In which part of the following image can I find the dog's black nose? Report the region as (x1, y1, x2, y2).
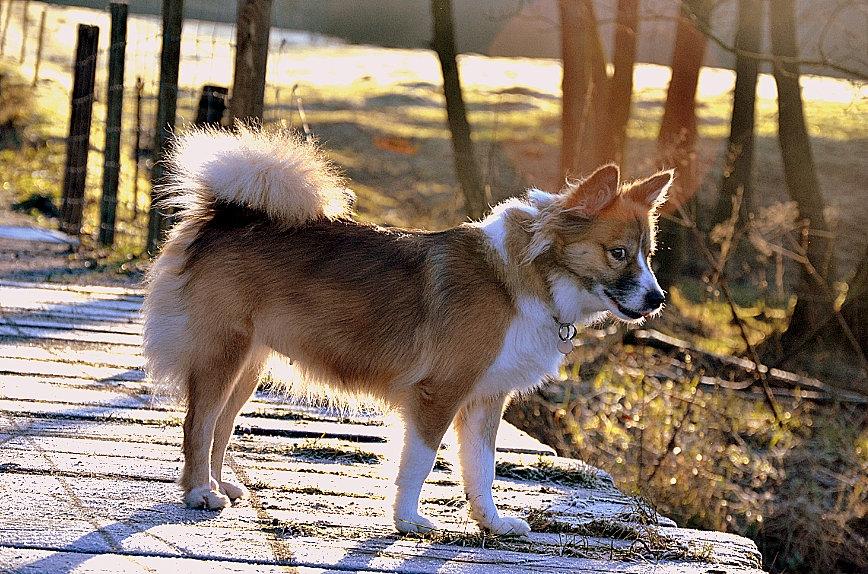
(644, 289, 665, 310)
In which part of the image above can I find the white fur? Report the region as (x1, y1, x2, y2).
(142, 280, 190, 400)
(474, 202, 614, 400)
(596, 244, 663, 317)
(474, 297, 563, 399)
(474, 198, 537, 264)
(184, 482, 230, 510)
(626, 250, 663, 311)
(527, 187, 558, 209)
(219, 480, 250, 501)
(457, 398, 531, 536)
(549, 273, 609, 325)
(161, 123, 354, 224)
(393, 423, 440, 533)
(637, 251, 656, 290)
(477, 210, 509, 263)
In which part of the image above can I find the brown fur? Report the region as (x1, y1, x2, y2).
(179, 206, 513, 450)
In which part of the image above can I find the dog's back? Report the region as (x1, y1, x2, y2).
(143, 127, 512, 404)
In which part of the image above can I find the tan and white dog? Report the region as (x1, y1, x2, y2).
(143, 125, 672, 536)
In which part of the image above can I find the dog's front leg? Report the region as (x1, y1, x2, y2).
(455, 394, 531, 536)
(393, 419, 445, 533)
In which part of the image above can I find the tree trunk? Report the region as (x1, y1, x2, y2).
(230, 0, 273, 124)
(713, 0, 762, 228)
(657, 0, 711, 173)
(559, 0, 608, 180)
(770, 0, 836, 355)
(582, 0, 609, 171)
(431, 0, 486, 220)
(654, 0, 712, 286)
(600, 0, 638, 167)
(559, 0, 583, 180)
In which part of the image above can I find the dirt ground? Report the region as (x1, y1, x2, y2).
(0, 185, 144, 286)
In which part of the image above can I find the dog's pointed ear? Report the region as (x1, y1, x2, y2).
(626, 169, 674, 210)
(563, 164, 620, 216)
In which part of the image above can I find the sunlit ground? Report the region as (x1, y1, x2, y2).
(1, 2, 866, 272)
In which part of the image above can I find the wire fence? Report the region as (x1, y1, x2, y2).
(0, 0, 334, 251)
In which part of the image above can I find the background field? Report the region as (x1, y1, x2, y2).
(4, 3, 866, 268)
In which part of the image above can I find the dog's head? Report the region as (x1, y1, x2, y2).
(523, 164, 673, 324)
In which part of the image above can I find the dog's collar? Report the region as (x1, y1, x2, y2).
(553, 316, 577, 355)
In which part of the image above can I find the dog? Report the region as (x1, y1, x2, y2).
(142, 125, 671, 536)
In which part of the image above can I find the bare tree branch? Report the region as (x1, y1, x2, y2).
(682, 0, 868, 81)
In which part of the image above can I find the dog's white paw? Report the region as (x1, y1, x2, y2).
(480, 516, 531, 536)
(184, 485, 231, 510)
(395, 513, 439, 534)
(219, 480, 250, 501)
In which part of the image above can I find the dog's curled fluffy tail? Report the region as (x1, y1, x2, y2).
(159, 123, 353, 224)
(143, 124, 352, 400)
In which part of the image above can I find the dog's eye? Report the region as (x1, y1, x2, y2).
(609, 247, 627, 261)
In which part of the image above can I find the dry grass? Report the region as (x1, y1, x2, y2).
(278, 440, 382, 465)
(495, 457, 604, 488)
(406, 513, 714, 563)
(507, 339, 868, 573)
(524, 509, 716, 562)
(250, 482, 383, 500)
(0, 64, 32, 127)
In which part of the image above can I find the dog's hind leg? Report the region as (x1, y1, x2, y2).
(393, 384, 460, 533)
(180, 331, 251, 510)
(455, 393, 530, 535)
(209, 345, 270, 501)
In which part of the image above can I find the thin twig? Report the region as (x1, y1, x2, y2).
(673, 202, 786, 426)
(681, 1, 868, 81)
(768, 233, 868, 372)
(646, 387, 695, 482)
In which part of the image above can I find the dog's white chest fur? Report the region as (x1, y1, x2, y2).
(474, 297, 563, 398)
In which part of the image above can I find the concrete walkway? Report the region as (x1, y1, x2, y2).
(0, 280, 765, 573)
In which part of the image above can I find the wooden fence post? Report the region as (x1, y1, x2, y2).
(98, 2, 128, 246)
(195, 84, 228, 126)
(0, 0, 11, 56)
(60, 24, 99, 236)
(18, 0, 29, 63)
(31, 9, 46, 86)
(230, 0, 273, 124)
(146, 0, 184, 255)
